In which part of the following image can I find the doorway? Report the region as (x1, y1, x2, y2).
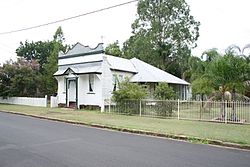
(66, 78, 78, 108)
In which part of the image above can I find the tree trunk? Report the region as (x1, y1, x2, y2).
(220, 89, 226, 119)
(201, 94, 204, 108)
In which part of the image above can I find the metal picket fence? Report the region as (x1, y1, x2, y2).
(104, 99, 250, 124)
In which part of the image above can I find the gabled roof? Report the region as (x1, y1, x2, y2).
(129, 58, 189, 85)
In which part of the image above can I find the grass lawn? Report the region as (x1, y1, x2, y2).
(0, 104, 250, 146)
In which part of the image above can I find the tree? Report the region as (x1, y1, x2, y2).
(0, 58, 41, 97)
(201, 48, 220, 62)
(16, 40, 54, 72)
(53, 26, 65, 43)
(123, 0, 200, 77)
(42, 42, 60, 95)
(15, 26, 69, 95)
(0, 60, 15, 97)
(154, 82, 175, 100)
(43, 26, 67, 95)
(183, 56, 205, 82)
(105, 40, 122, 57)
(204, 54, 250, 119)
(16, 26, 68, 73)
(191, 77, 213, 101)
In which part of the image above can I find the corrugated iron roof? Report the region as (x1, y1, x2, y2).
(107, 55, 137, 73)
(54, 62, 102, 76)
(129, 58, 189, 85)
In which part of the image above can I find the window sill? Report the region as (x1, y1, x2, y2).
(87, 92, 95, 94)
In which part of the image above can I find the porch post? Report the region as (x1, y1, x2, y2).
(65, 78, 68, 107)
(76, 77, 79, 109)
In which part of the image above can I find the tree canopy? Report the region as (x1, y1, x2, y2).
(0, 59, 41, 97)
(104, 40, 122, 57)
(191, 49, 250, 100)
(1, 26, 69, 97)
(123, 0, 200, 78)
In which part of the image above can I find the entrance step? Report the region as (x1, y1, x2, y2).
(68, 102, 76, 108)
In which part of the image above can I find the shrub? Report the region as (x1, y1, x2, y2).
(154, 82, 175, 100)
(154, 83, 176, 116)
(112, 78, 147, 114)
(112, 78, 147, 103)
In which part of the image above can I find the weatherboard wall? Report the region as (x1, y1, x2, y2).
(78, 74, 102, 108)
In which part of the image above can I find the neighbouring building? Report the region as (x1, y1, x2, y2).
(54, 43, 190, 110)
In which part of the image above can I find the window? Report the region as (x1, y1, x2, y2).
(118, 75, 123, 82)
(89, 74, 94, 92)
(112, 74, 117, 91)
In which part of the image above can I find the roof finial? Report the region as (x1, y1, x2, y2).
(101, 35, 104, 44)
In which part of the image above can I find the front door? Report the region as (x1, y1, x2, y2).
(68, 79, 76, 108)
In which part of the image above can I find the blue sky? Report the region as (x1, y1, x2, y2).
(0, 0, 250, 64)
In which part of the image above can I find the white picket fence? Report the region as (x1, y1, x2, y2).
(0, 96, 48, 107)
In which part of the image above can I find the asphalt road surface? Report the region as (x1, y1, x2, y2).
(0, 112, 249, 167)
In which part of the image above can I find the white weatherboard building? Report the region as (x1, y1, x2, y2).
(54, 43, 190, 110)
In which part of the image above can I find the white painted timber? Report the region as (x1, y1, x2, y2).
(50, 96, 58, 108)
(0, 96, 47, 107)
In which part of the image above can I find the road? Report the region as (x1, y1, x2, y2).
(0, 112, 249, 167)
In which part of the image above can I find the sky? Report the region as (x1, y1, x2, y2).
(0, 0, 250, 65)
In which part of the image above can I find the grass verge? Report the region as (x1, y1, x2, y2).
(0, 104, 250, 149)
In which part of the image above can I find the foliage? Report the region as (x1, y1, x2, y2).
(14, 26, 69, 96)
(201, 48, 220, 62)
(0, 27, 69, 97)
(105, 40, 122, 57)
(206, 54, 250, 98)
(123, 0, 200, 77)
(42, 42, 60, 95)
(53, 26, 65, 43)
(0, 58, 41, 97)
(191, 77, 213, 99)
(154, 82, 175, 100)
(190, 47, 250, 100)
(112, 79, 147, 103)
(183, 56, 205, 82)
(42, 27, 67, 95)
(16, 40, 54, 72)
(112, 79, 147, 115)
(16, 27, 68, 74)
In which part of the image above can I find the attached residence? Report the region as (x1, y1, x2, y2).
(54, 43, 190, 110)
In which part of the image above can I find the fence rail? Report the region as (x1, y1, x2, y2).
(104, 99, 250, 124)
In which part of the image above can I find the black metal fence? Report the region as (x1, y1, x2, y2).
(104, 99, 250, 124)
